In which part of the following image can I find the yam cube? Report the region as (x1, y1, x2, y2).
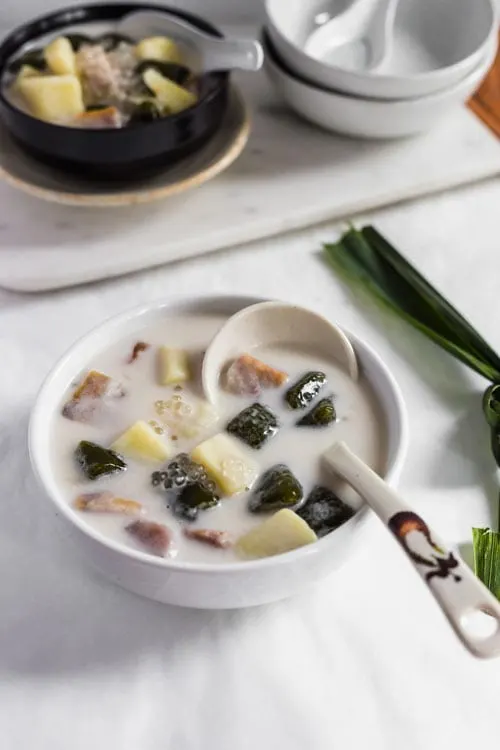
(71, 105, 122, 129)
(224, 354, 288, 396)
(111, 420, 173, 463)
(62, 369, 124, 423)
(126, 520, 173, 557)
(158, 346, 190, 385)
(135, 36, 183, 64)
(143, 68, 197, 114)
(44, 37, 77, 75)
(18, 74, 84, 122)
(71, 370, 112, 401)
(13, 65, 42, 88)
(183, 528, 232, 548)
(191, 433, 258, 495)
(74, 491, 143, 516)
(235, 509, 317, 559)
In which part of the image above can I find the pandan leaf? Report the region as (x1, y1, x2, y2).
(324, 228, 500, 382)
(324, 224, 500, 599)
(473, 528, 500, 600)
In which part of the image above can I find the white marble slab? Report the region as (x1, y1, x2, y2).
(0, 71, 499, 292)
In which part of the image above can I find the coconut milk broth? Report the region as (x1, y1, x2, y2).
(50, 312, 387, 564)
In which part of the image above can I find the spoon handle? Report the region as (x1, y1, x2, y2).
(118, 11, 263, 73)
(202, 38, 264, 73)
(324, 442, 500, 659)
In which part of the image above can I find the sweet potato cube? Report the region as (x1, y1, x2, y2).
(191, 433, 258, 495)
(235, 510, 317, 559)
(111, 420, 173, 463)
(18, 74, 84, 122)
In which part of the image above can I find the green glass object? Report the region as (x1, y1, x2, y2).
(227, 403, 279, 449)
(298, 486, 354, 537)
(249, 465, 303, 513)
(297, 397, 336, 427)
(75, 440, 127, 481)
(173, 482, 220, 522)
(285, 371, 326, 409)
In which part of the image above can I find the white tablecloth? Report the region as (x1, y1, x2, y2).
(1, 178, 500, 749)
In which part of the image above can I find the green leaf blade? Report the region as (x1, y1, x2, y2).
(361, 226, 500, 376)
(323, 233, 500, 382)
(472, 527, 500, 599)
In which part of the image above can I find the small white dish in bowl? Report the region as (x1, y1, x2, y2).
(264, 31, 497, 140)
(29, 295, 407, 609)
(265, 0, 497, 100)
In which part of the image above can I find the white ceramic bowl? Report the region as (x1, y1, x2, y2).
(265, 0, 497, 100)
(29, 295, 408, 609)
(264, 31, 497, 140)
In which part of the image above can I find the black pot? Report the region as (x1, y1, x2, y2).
(0, 3, 229, 179)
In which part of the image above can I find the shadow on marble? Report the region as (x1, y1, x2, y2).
(458, 541, 475, 570)
(229, 99, 388, 180)
(0, 186, 183, 250)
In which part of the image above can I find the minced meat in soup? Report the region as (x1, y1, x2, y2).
(3, 32, 198, 128)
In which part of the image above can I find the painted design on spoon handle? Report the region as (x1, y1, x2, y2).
(388, 511, 461, 583)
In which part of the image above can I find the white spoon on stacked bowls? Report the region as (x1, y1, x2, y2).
(305, 0, 400, 72)
(117, 9, 264, 73)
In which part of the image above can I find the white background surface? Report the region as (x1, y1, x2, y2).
(0, 0, 258, 26)
(1, 177, 500, 749)
(1, 1, 500, 748)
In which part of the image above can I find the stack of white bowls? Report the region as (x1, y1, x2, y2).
(263, 0, 498, 138)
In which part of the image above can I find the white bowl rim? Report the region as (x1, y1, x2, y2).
(29, 294, 408, 575)
(265, 0, 498, 87)
(263, 29, 497, 105)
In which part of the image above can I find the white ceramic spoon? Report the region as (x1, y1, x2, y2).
(117, 10, 263, 73)
(305, 0, 400, 72)
(202, 301, 358, 404)
(324, 441, 500, 659)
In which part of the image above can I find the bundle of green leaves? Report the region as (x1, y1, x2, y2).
(324, 225, 500, 599)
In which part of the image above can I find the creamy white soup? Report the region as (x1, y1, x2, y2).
(50, 312, 387, 564)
